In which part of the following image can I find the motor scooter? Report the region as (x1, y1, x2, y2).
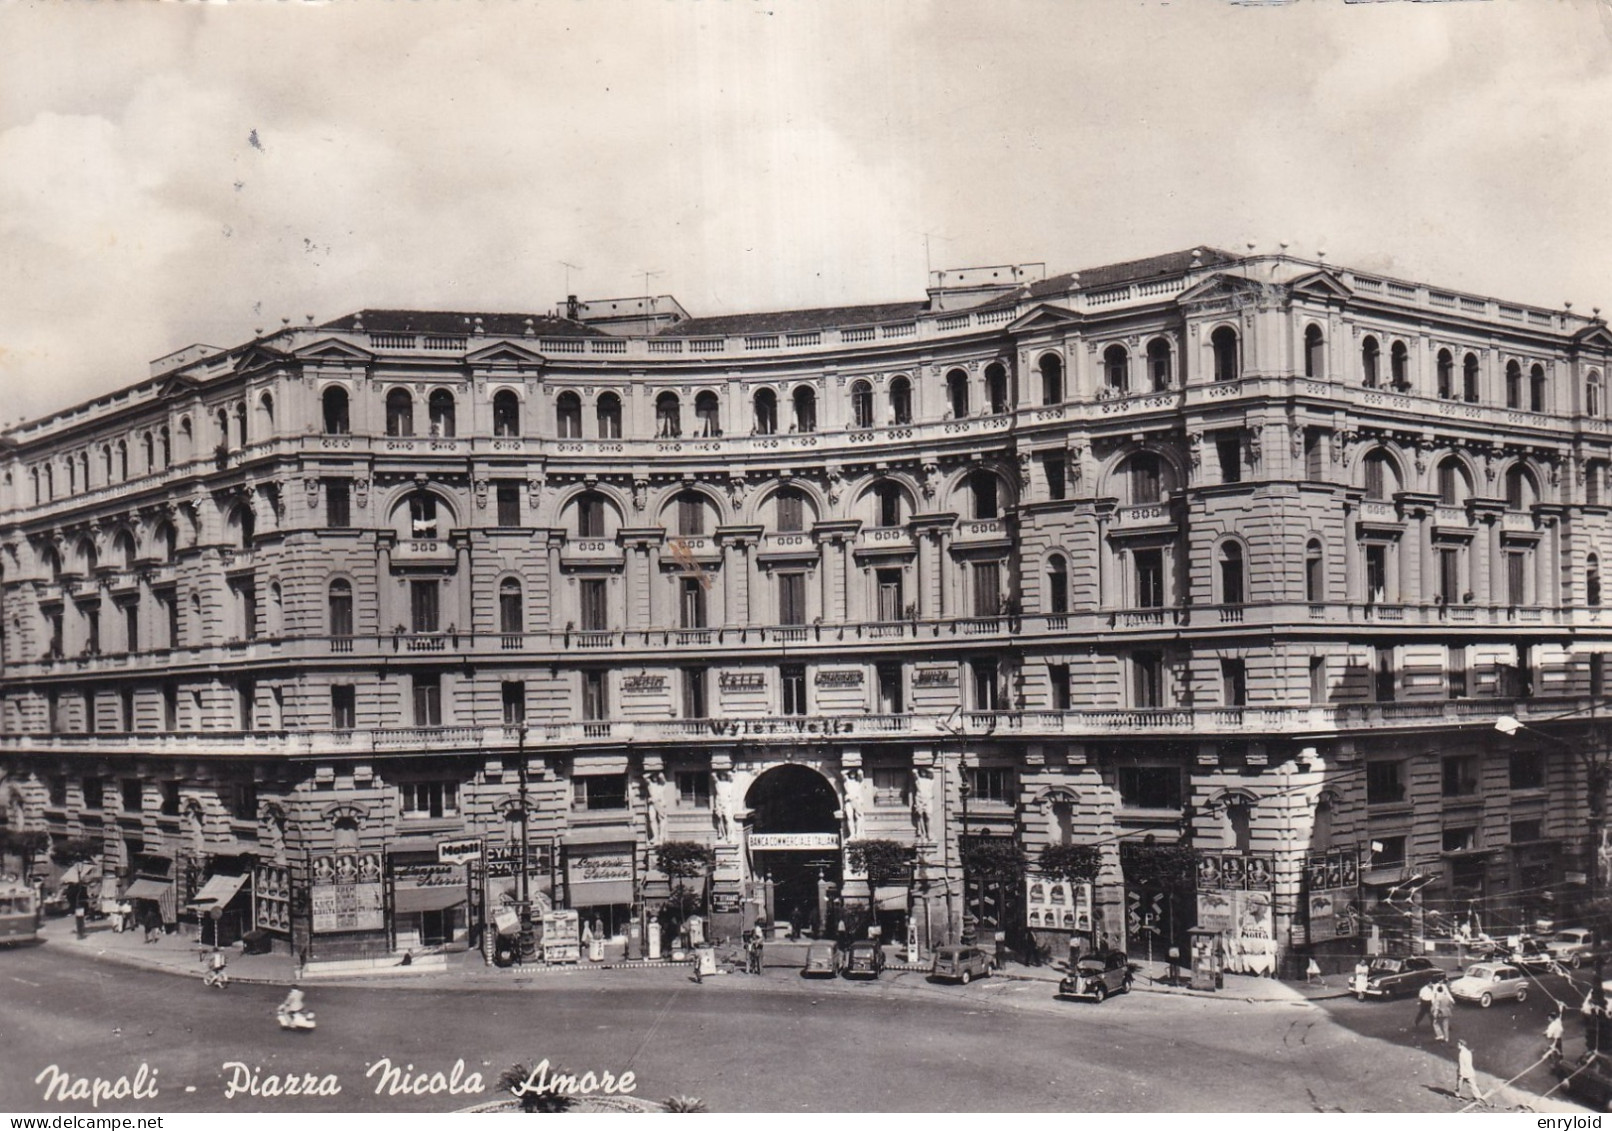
(203, 966, 230, 989)
(276, 1006, 316, 1031)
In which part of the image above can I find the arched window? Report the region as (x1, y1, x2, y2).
(1304, 325, 1325, 379)
(498, 578, 523, 634)
(321, 386, 350, 434)
(946, 369, 969, 418)
(985, 363, 1009, 414)
(385, 389, 414, 437)
(1103, 345, 1130, 395)
(260, 392, 275, 430)
(1437, 457, 1471, 506)
(229, 506, 255, 550)
(235, 402, 248, 447)
(1046, 554, 1068, 615)
(142, 432, 155, 470)
(158, 427, 171, 468)
(1361, 336, 1381, 388)
(1305, 539, 1324, 603)
(595, 392, 621, 438)
(409, 492, 439, 539)
(116, 440, 128, 481)
(492, 389, 520, 437)
(77, 451, 88, 490)
(327, 579, 353, 637)
(1147, 339, 1172, 391)
(1590, 554, 1603, 608)
(75, 537, 98, 575)
(695, 391, 721, 437)
(968, 471, 1000, 519)
(555, 392, 582, 439)
(1437, 350, 1455, 399)
(674, 491, 707, 536)
(44, 464, 54, 500)
(41, 544, 61, 580)
(851, 381, 874, 429)
(1219, 542, 1245, 605)
(753, 388, 778, 435)
(1390, 340, 1409, 389)
(427, 389, 456, 437)
(1589, 371, 1603, 419)
(1505, 465, 1537, 511)
(872, 481, 905, 528)
(66, 459, 76, 495)
(1530, 364, 1547, 413)
(30, 468, 39, 505)
(1362, 450, 1397, 500)
(1039, 355, 1063, 405)
(1505, 360, 1523, 409)
(114, 531, 135, 571)
(574, 491, 608, 538)
(157, 523, 177, 563)
(656, 392, 682, 438)
(1463, 353, 1481, 403)
(889, 377, 912, 424)
(1212, 326, 1240, 383)
(103, 443, 115, 480)
(1121, 451, 1164, 505)
(773, 486, 807, 533)
(792, 386, 817, 433)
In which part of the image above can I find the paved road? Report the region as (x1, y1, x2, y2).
(0, 939, 1582, 1113)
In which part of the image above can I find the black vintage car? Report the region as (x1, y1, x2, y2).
(1057, 951, 1133, 1003)
(842, 940, 886, 979)
(1355, 955, 1449, 1001)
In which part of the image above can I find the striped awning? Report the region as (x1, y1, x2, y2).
(188, 872, 247, 910)
(122, 878, 170, 901)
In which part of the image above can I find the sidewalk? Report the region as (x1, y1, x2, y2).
(992, 955, 1355, 1003)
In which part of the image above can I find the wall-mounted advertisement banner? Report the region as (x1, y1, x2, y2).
(437, 838, 484, 865)
(310, 854, 385, 933)
(1024, 877, 1093, 932)
(1196, 853, 1276, 892)
(254, 864, 291, 934)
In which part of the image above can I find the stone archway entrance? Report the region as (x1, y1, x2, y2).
(745, 765, 841, 936)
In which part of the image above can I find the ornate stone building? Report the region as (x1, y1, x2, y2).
(2, 246, 1609, 969)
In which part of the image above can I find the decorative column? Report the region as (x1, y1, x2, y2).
(375, 532, 396, 632)
(451, 531, 473, 632)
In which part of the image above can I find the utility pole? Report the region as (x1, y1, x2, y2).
(516, 725, 534, 962)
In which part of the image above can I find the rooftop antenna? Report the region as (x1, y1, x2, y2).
(641, 269, 664, 314)
(558, 261, 582, 298)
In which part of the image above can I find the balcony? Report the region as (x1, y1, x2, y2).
(1109, 503, 1176, 534)
(393, 538, 457, 566)
(954, 518, 1011, 546)
(852, 527, 914, 558)
(559, 538, 624, 568)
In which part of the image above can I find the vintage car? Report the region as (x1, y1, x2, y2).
(801, 941, 840, 978)
(841, 940, 886, 979)
(1355, 955, 1449, 1001)
(1448, 962, 1529, 1008)
(1548, 928, 1600, 969)
(1057, 951, 1133, 1003)
(930, 945, 993, 985)
(1506, 936, 1557, 973)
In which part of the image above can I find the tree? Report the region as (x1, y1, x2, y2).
(50, 835, 101, 868)
(1119, 842, 1197, 890)
(1, 829, 49, 877)
(1038, 844, 1102, 885)
(846, 839, 912, 887)
(655, 841, 716, 880)
(964, 839, 1027, 886)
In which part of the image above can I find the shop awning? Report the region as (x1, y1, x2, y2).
(569, 881, 633, 906)
(873, 884, 909, 911)
(394, 886, 467, 914)
(59, 859, 102, 886)
(188, 872, 247, 910)
(122, 878, 170, 901)
(563, 827, 634, 847)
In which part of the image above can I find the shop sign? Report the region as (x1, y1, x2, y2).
(710, 893, 741, 913)
(486, 846, 550, 878)
(814, 669, 864, 687)
(393, 861, 462, 887)
(1024, 877, 1092, 932)
(749, 833, 840, 851)
(572, 853, 632, 883)
(438, 838, 484, 865)
(719, 672, 766, 690)
(914, 667, 957, 687)
(621, 674, 667, 694)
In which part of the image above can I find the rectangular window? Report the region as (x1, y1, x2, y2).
(121, 778, 142, 812)
(412, 674, 442, 726)
(876, 569, 904, 622)
(676, 771, 711, 807)
(1442, 826, 1478, 853)
(123, 602, 139, 653)
(162, 683, 177, 731)
(85, 605, 101, 654)
(331, 685, 356, 730)
(1045, 457, 1067, 501)
(1117, 766, 1182, 809)
(496, 482, 521, 527)
(84, 691, 98, 734)
(410, 580, 440, 633)
(1366, 761, 1404, 805)
(572, 774, 628, 811)
(871, 769, 907, 806)
(161, 780, 180, 817)
(120, 687, 135, 731)
(1437, 548, 1460, 604)
(776, 492, 803, 533)
(1511, 819, 1544, 844)
(82, 776, 103, 810)
(1372, 835, 1406, 866)
(967, 767, 1013, 804)
(1365, 544, 1388, 602)
(577, 496, 605, 538)
(1133, 651, 1164, 708)
(237, 680, 255, 730)
(778, 573, 807, 626)
(971, 658, 1000, 710)
(233, 580, 256, 641)
(1304, 428, 1324, 480)
(582, 670, 609, 720)
(876, 663, 904, 714)
(1374, 646, 1395, 702)
(579, 580, 609, 632)
(1507, 551, 1528, 606)
(501, 681, 526, 726)
(780, 664, 807, 716)
(1447, 648, 1467, 699)
(230, 779, 257, 822)
(1049, 663, 1071, 710)
(679, 496, 705, 536)
(1364, 457, 1385, 500)
(400, 781, 459, 819)
(1595, 654, 1608, 699)
(1309, 656, 1327, 704)
(1509, 751, 1545, 791)
(158, 591, 178, 650)
(325, 479, 351, 528)
(1134, 549, 1164, 608)
(973, 561, 1002, 617)
(47, 608, 63, 657)
(680, 577, 708, 630)
(1441, 754, 1480, 797)
(682, 667, 708, 719)
(1216, 434, 1242, 484)
(1220, 658, 1247, 707)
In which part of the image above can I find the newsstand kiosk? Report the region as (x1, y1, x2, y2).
(1188, 926, 1223, 992)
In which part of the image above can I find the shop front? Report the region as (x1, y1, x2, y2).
(58, 857, 104, 917)
(390, 852, 473, 952)
(188, 869, 250, 947)
(564, 834, 635, 940)
(121, 854, 177, 932)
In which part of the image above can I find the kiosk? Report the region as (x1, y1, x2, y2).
(1188, 926, 1224, 992)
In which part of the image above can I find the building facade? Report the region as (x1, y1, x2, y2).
(2, 247, 1610, 970)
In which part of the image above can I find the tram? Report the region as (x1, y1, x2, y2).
(0, 878, 40, 944)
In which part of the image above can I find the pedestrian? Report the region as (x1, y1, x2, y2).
(1545, 1011, 1565, 1062)
(1431, 981, 1454, 1043)
(1305, 957, 1323, 986)
(118, 900, 132, 933)
(1414, 980, 1436, 1028)
(1351, 957, 1371, 998)
(751, 931, 764, 976)
(73, 902, 86, 939)
(1455, 1039, 1481, 1101)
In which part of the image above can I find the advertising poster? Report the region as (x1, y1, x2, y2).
(310, 854, 385, 933)
(1024, 877, 1093, 932)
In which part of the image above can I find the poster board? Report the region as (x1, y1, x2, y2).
(542, 909, 581, 963)
(1024, 876, 1093, 932)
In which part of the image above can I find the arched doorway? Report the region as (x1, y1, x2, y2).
(745, 764, 841, 937)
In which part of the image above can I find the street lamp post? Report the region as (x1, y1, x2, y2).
(516, 725, 534, 962)
(959, 773, 973, 945)
(1496, 714, 1609, 1052)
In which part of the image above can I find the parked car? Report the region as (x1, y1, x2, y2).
(801, 941, 839, 978)
(1448, 962, 1530, 1008)
(1355, 955, 1449, 1001)
(842, 940, 886, 979)
(1554, 1052, 1612, 1111)
(1057, 951, 1133, 1003)
(1548, 928, 1600, 969)
(930, 945, 993, 985)
(1506, 936, 1557, 973)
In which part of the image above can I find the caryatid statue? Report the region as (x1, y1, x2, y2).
(911, 766, 934, 842)
(643, 771, 667, 845)
(842, 767, 865, 841)
(713, 770, 736, 843)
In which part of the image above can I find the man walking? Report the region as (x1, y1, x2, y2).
(1431, 981, 1454, 1043)
(1414, 980, 1437, 1028)
(1545, 1011, 1565, 1062)
(1455, 1039, 1481, 1102)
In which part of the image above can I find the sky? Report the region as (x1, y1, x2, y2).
(1, 0, 1611, 426)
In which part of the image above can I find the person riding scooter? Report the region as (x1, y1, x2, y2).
(204, 947, 229, 988)
(276, 983, 314, 1029)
